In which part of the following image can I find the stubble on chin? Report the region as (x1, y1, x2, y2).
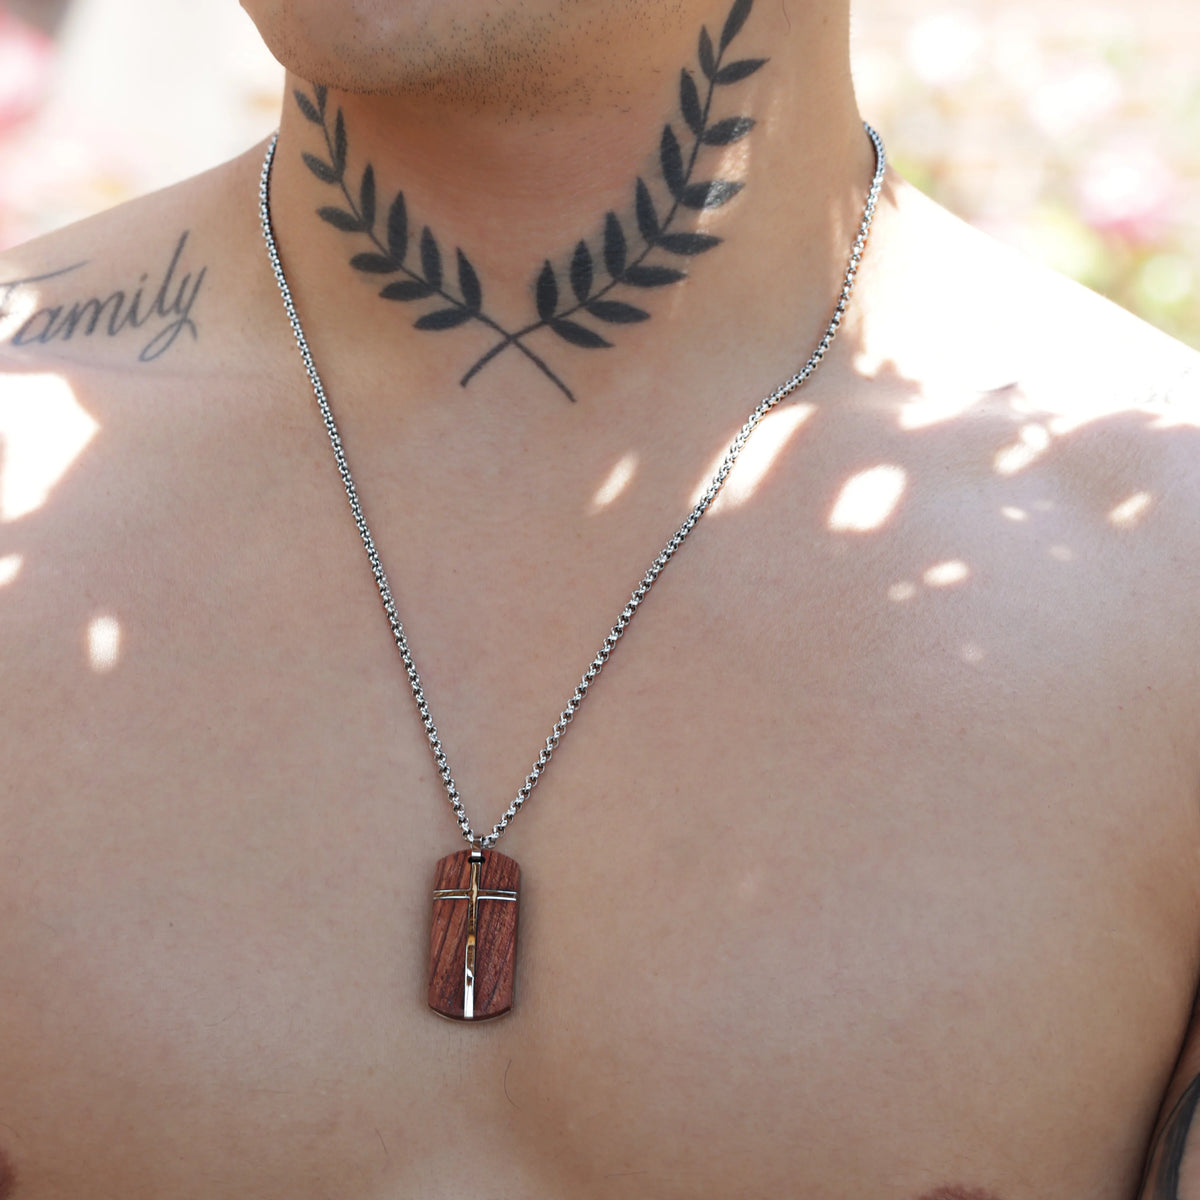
(251, 0, 689, 114)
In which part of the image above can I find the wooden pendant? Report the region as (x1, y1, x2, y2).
(428, 848, 520, 1021)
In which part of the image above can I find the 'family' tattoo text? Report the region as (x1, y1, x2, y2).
(1, 232, 205, 362)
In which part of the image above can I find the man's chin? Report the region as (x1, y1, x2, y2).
(242, 0, 678, 109)
(242, 0, 561, 102)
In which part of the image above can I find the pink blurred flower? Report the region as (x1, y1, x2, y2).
(1027, 62, 1122, 138)
(0, 10, 53, 133)
(1077, 143, 1178, 244)
(0, 113, 145, 249)
(905, 12, 985, 88)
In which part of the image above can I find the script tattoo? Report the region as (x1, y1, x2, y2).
(1139, 1072, 1200, 1198)
(295, 0, 765, 402)
(1, 232, 205, 362)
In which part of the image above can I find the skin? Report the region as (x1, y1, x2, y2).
(0, 1, 1199, 1197)
(243, 0, 696, 108)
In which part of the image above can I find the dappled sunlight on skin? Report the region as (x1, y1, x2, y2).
(1109, 491, 1153, 528)
(588, 452, 638, 513)
(0, 552, 20, 586)
(811, 350, 1200, 770)
(894, 380, 992, 430)
(0, 267, 51, 342)
(692, 136, 754, 238)
(1141, 400, 1200, 431)
(86, 614, 121, 673)
(0, 372, 97, 520)
(993, 421, 1051, 476)
(986, 366, 1199, 447)
(887, 562, 973, 603)
(691, 402, 814, 511)
(1045, 384, 1200, 436)
(923, 559, 970, 588)
(828, 463, 907, 532)
(802, 357, 1198, 708)
(0, 330, 1194, 1200)
(0, 288, 38, 340)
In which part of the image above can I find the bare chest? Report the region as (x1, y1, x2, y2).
(3, 473, 1199, 1200)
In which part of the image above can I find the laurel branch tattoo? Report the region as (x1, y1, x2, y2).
(295, 0, 766, 402)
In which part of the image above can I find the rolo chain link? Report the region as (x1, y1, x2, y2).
(258, 123, 886, 848)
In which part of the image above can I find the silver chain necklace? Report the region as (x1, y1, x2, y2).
(258, 122, 885, 1019)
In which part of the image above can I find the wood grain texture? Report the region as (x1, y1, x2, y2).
(427, 849, 520, 1021)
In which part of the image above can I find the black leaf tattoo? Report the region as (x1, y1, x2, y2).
(294, 0, 766, 403)
(358, 165, 376, 231)
(699, 27, 717, 79)
(333, 111, 348, 178)
(292, 86, 581, 398)
(536, 261, 559, 321)
(660, 125, 686, 198)
(570, 241, 594, 303)
(713, 58, 767, 84)
(680, 69, 705, 137)
(550, 319, 611, 348)
(387, 193, 408, 263)
(318, 206, 363, 232)
(703, 116, 756, 145)
(456, 0, 764, 379)
(457, 249, 482, 312)
(633, 181, 659, 243)
(655, 232, 722, 255)
(679, 180, 744, 210)
(294, 89, 322, 125)
(415, 308, 475, 331)
(622, 265, 686, 287)
(303, 153, 339, 185)
(419, 228, 442, 289)
(603, 214, 627, 279)
(586, 300, 649, 324)
(720, 0, 754, 50)
(381, 279, 435, 301)
(350, 252, 396, 274)
(456, 0, 764, 387)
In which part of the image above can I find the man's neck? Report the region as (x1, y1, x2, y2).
(262, 0, 872, 414)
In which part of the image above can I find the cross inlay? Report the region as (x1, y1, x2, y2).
(431, 849, 519, 1020)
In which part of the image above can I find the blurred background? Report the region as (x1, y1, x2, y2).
(1, 0, 1197, 348)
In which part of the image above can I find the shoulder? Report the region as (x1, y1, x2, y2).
(0, 142, 293, 690)
(845, 175, 1200, 714)
(867, 173, 1199, 394)
(0, 142, 271, 378)
(0, 138, 293, 499)
(862, 174, 1200, 514)
(0, 139, 287, 547)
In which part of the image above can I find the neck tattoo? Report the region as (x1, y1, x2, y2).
(262, 104, 885, 1024)
(293, 0, 769, 403)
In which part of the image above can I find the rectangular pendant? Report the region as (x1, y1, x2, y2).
(428, 848, 520, 1021)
